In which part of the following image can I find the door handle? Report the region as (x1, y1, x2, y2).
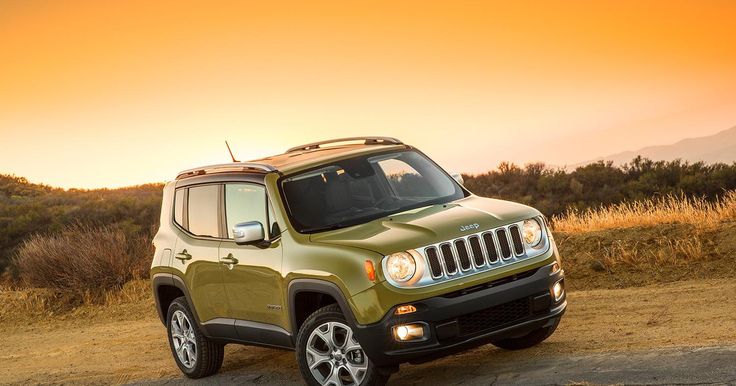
(174, 250, 192, 261)
(220, 253, 239, 265)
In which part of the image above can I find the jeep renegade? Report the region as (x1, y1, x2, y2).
(150, 136, 566, 385)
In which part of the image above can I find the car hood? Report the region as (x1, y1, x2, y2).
(309, 195, 540, 256)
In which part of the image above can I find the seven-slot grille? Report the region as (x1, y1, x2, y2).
(424, 225, 527, 279)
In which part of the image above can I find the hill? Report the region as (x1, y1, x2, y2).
(0, 174, 163, 273)
(581, 125, 736, 166)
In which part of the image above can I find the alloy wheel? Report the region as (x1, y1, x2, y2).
(170, 310, 197, 368)
(306, 321, 367, 386)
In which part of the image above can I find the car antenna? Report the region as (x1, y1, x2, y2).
(225, 141, 240, 162)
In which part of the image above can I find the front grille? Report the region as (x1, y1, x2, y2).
(424, 224, 526, 279)
(426, 247, 443, 278)
(497, 229, 511, 258)
(454, 239, 471, 271)
(468, 236, 484, 266)
(440, 243, 457, 274)
(482, 232, 499, 263)
(456, 297, 532, 336)
(509, 225, 524, 255)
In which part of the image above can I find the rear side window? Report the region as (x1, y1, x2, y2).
(187, 185, 220, 237)
(173, 189, 185, 226)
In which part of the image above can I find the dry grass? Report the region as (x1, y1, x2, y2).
(599, 235, 706, 269)
(13, 224, 152, 300)
(552, 190, 736, 233)
(0, 278, 153, 324)
(551, 191, 736, 290)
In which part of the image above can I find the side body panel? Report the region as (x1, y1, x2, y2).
(219, 238, 286, 329)
(175, 235, 228, 323)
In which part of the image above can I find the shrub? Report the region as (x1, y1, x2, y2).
(14, 225, 152, 297)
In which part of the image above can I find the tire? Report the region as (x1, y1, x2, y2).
(166, 297, 224, 378)
(491, 317, 560, 350)
(296, 304, 389, 386)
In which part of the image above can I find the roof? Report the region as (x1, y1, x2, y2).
(176, 136, 409, 180)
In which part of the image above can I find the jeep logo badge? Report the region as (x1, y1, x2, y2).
(459, 223, 480, 232)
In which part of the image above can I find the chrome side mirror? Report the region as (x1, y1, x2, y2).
(233, 221, 265, 245)
(450, 172, 464, 186)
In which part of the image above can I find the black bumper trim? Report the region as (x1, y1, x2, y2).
(353, 262, 566, 366)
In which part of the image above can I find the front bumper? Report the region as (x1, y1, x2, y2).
(353, 261, 566, 366)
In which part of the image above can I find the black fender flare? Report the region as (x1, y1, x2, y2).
(151, 273, 201, 326)
(287, 279, 359, 341)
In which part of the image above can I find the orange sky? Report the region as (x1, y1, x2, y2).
(1, 0, 735, 188)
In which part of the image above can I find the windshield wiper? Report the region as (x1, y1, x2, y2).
(301, 223, 354, 233)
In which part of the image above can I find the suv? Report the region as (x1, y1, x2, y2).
(151, 137, 566, 385)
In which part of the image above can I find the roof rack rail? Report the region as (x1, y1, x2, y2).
(286, 136, 403, 153)
(176, 162, 276, 180)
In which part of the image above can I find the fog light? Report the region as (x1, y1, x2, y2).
(552, 281, 564, 302)
(392, 323, 425, 342)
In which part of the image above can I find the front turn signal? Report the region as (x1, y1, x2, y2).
(364, 260, 376, 282)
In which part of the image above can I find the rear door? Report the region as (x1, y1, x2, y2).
(171, 184, 229, 325)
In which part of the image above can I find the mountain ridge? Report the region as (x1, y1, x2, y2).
(577, 125, 736, 166)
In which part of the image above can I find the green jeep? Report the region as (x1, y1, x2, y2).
(150, 136, 566, 385)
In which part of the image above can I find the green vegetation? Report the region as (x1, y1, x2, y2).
(0, 175, 162, 274)
(463, 156, 736, 217)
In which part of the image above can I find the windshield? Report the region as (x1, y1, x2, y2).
(280, 150, 465, 233)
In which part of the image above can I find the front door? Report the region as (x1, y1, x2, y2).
(219, 182, 285, 330)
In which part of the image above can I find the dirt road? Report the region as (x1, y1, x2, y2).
(137, 345, 736, 386)
(3, 279, 736, 385)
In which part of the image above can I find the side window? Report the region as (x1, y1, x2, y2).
(173, 189, 185, 227)
(187, 185, 220, 237)
(225, 183, 267, 239)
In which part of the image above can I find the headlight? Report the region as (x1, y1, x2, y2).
(385, 252, 416, 283)
(523, 218, 543, 247)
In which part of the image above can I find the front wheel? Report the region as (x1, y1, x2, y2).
(296, 304, 389, 386)
(491, 317, 560, 350)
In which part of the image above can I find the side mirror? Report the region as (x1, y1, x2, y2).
(233, 221, 265, 245)
(450, 172, 464, 186)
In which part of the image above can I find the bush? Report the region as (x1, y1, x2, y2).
(14, 225, 152, 297)
(463, 157, 736, 217)
(0, 174, 163, 274)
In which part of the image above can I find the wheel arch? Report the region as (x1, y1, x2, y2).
(152, 273, 201, 326)
(287, 279, 359, 344)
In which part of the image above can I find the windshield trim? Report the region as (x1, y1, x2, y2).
(276, 148, 467, 234)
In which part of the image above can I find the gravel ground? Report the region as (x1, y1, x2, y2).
(2, 279, 736, 385)
(136, 345, 736, 386)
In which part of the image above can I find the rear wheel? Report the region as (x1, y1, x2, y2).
(166, 297, 224, 378)
(491, 317, 560, 350)
(296, 304, 389, 386)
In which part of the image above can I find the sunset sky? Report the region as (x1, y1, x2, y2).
(1, 0, 735, 188)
